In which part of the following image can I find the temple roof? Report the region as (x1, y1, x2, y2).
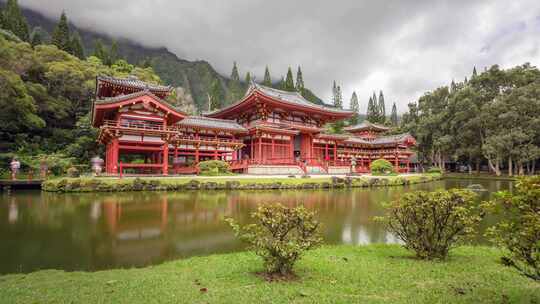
(206, 83, 354, 118)
(97, 75, 172, 93)
(175, 116, 247, 133)
(94, 90, 183, 111)
(344, 121, 390, 132)
(371, 133, 415, 145)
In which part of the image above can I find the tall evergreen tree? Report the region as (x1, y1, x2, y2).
(93, 39, 108, 63)
(52, 11, 71, 53)
(295, 66, 305, 92)
(349, 91, 360, 125)
(472, 66, 478, 78)
(263, 66, 271, 86)
(208, 79, 223, 111)
(333, 83, 343, 108)
(245, 71, 251, 84)
(228, 61, 242, 103)
(70, 31, 84, 59)
(284, 67, 295, 91)
(1, 0, 29, 41)
(378, 90, 386, 122)
(108, 39, 119, 65)
(390, 102, 398, 126)
(278, 76, 286, 90)
(30, 28, 43, 46)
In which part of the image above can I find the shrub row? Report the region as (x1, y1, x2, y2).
(42, 174, 442, 192)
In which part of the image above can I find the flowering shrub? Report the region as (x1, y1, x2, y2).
(377, 189, 485, 259)
(226, 203, 322, 276)
(198, 160, 230, 176)
(487, 176, 540, 280)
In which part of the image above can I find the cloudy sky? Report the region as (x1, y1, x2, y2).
(18, 0, 540, 112)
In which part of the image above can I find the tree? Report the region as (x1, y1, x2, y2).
(349, 91, 360, 125)
(284, 66, 295, 91)
(227, 61, 242, 103)
(390, 102, 398, 126)
(472, 66, 477, 78)
(278, 76, 285, 90)
(30, 28, 43, 47)
(93, 39, 108, 63)
(52, 11, 71, 53)
(70, 31, 84, 59)
(208, 79, 223, 111)
(244, 71, 251, 84)
(332, 81, 342, 108)
(378, 90, 386, 122)
(1, 0, 29, 41)
(263, 65, 271, 86)
(108, 39, 119, 65)
(296, 66, 305, 92)
(367, 92, 379, 122)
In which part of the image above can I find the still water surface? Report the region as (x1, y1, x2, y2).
(0, 178, 511, 274)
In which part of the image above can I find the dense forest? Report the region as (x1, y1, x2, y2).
(399, 64, 540, 176)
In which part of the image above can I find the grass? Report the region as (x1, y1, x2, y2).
(0, 245, 538, 303)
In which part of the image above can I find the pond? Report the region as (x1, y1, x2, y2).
(0, 178, 511, 274)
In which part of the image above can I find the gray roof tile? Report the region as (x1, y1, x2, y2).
(176, 116, 247, 133)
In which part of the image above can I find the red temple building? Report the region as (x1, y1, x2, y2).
(91, 76, 415, 175)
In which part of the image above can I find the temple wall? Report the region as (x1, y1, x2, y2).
(247, 165, 303, 175)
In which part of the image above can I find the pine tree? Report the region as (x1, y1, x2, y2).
(278, 76, 286, 90)
(30, 28, 43, 46)
(378, 90, 386, 122)
(2, 0, 29, 41)
(333, 84, 343, 109)
(93, 39, 108, 63)
(263, 66, 271, 86)
(295, 66, 305, 92)
(284, 67, 295, 91)
(472, 66, 477, 78)
(208, 79, 223, 110)
(70, 31, 84, 59)
(52, 11, 71, 53)
(228, 61, 242, 102)
(245, 71, 251, 84)
(108, 40, 119, 65)
(349, 91, 359, 125)
(390, 102, 398, 126)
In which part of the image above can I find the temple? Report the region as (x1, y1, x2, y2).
(91, 76, 415, 175)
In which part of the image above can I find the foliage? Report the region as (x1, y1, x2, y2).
(284, 66, 295, 92)
(390, 102, 398, 126)
(226, 203, 322, 276)
(0, 34, 162, 163)
(349, 91, 360, 125)
(0, 0, 29, 41)
(370, 159, 394, 175)
(198, 160, 231, 176)
(69, 31, 84, 59)
(263, 65, 271, 86)
(377, 189, 484, 259)
(295, 66, 304, 91)
(487, 176, 540, 280)
(400, 64, 540, 175)
(52, 11, 71, 53)
(332, 81, 343, 109)
(66, 166, 80, 178)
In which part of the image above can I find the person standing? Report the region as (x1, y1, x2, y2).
(10, 158, 21, 180)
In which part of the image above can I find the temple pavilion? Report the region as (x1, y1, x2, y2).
(91, 76, 415, 175)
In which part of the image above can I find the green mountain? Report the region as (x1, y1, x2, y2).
(17, 4, 326, 111)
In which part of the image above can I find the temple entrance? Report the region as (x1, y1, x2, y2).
(293, 135, 302, 160)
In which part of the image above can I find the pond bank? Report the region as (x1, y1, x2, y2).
(443, 173, 517, 181)
(41, 173, 442, 192)
(0, 244, 537, 303)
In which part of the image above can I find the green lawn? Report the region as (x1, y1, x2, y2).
(1, 245, 538, 303)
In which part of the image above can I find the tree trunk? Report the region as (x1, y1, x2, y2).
(475, 159, 480, 174)
(495, 157, 501, 176)
(532, 160, 536, 175)
(508, 156, 513, 177)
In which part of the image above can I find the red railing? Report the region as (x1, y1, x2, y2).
(103, 120, 165, 131)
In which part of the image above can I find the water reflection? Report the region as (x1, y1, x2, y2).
(0, 179, 510, 274)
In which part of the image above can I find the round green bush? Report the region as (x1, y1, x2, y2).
(427, 167, 443, 174)
(198, 160, 231, 176)
(370, 159, 394, 175)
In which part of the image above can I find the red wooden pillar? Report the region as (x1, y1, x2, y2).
(111, 137, 119, 174)
(250, 137, 254, 161)
(325, 143, 329, 161)
(394, 154, 399, 173)
(289, 136, 294, 162)
(333, 141, 337, 162)
(195, 144, 200, 164)
(214, 132, 218, 160)
(271, 136, 275, 162)
(258, 135, 262, 164)
(174, 145, 178, 174)
(163, 143, 169, 175)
